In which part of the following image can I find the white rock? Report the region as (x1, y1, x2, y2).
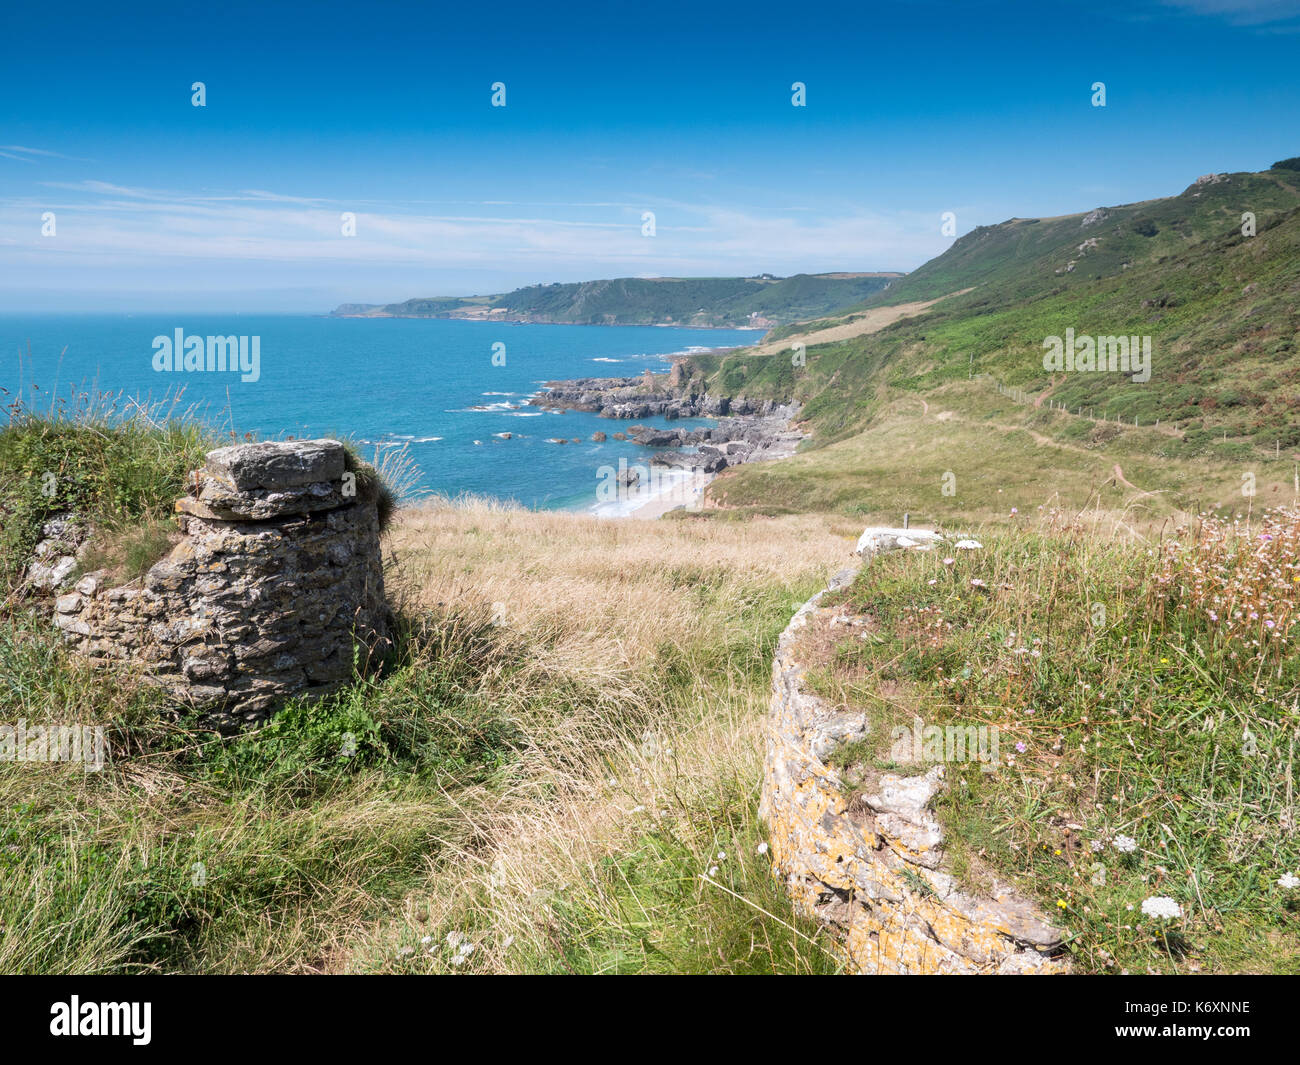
(855, 527, 944, 557)
(954, 539, 982, 550)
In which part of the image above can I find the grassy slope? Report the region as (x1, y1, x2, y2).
(690, 163, 1300, 519)
(1, 411, 858, 973)
(810, 510, 1300, 974)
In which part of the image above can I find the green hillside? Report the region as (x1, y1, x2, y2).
(337, 272, 902, 327)
(690, 161, 1300, 451)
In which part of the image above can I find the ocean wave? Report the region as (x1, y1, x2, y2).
(444, 401, 522, 413)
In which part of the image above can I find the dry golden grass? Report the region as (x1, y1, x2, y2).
(2, 496, 856, 974)
(743, 292, 970, 357)
(343, 499, 858, 972)
(388, 498, 859, 678)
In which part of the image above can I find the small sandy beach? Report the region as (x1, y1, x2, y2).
(626, 471, 714, 519)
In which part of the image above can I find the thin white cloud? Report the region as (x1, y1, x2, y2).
(1160, 0, 1300, 24)
(0, 145, 92, 163)
(0, 180, 933, 297)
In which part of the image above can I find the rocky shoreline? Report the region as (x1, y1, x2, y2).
(531, 372, 803, 475)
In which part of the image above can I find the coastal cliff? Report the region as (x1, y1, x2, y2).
(532, 369, 803, 474)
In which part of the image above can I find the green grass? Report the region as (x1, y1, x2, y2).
(0, 395, 214, 583)
(0, 592, 839, 974)
(811, 508, 1300, 973)
(706, 379, 1300, 524)
(688, 162, 1300, 454)
(0, 409, 840, 974)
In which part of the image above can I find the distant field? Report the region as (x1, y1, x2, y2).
(704, 377, 1299, 528)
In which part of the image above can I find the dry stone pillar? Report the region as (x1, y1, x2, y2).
(55, 439, 390, 728)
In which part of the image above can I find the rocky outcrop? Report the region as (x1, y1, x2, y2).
(760, 529, 1069, 974)
(533, 373, 782, 421)
(53, 440, 390, 729)
(24, 515, 92, 592)
(532, 375, 804, 474)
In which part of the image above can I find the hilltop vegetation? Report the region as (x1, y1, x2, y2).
(684, 161, 1300, 521)
(334, 272, 901, 328)
(693, 162, 1300, 445)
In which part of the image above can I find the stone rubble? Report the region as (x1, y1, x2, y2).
(24, 514, 92, 592)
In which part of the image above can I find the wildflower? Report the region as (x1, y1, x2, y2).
(756, 842, 769, 855)
(1015, 741, 1027, 753)
(1140, 896, 1182, 920)
(1056, 899, 1067, 909)
(927, 578, 937, 585)
(707, 865, 718, 877)
(943, 557, 955, 566)
(717, 851, 726, 861)
(970, 578, 987, 588)
(446, 931, 464, 948)
(420, 935, 433, 945)
(1090, 839, 1104, 853)
(1113, 835, 1138, 853)
(1279, 872, 1300, 889)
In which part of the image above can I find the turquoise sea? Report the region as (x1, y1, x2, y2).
(1, 315, 759, 514)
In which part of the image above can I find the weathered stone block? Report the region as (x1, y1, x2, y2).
(53, 439, 390, 730)
(205, 439, 346, 491)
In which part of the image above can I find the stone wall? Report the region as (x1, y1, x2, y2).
(760, 528, 1070, 974)
(53, 439, 390, 728)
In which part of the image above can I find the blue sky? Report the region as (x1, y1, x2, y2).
(1, 0, 1298, 311)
